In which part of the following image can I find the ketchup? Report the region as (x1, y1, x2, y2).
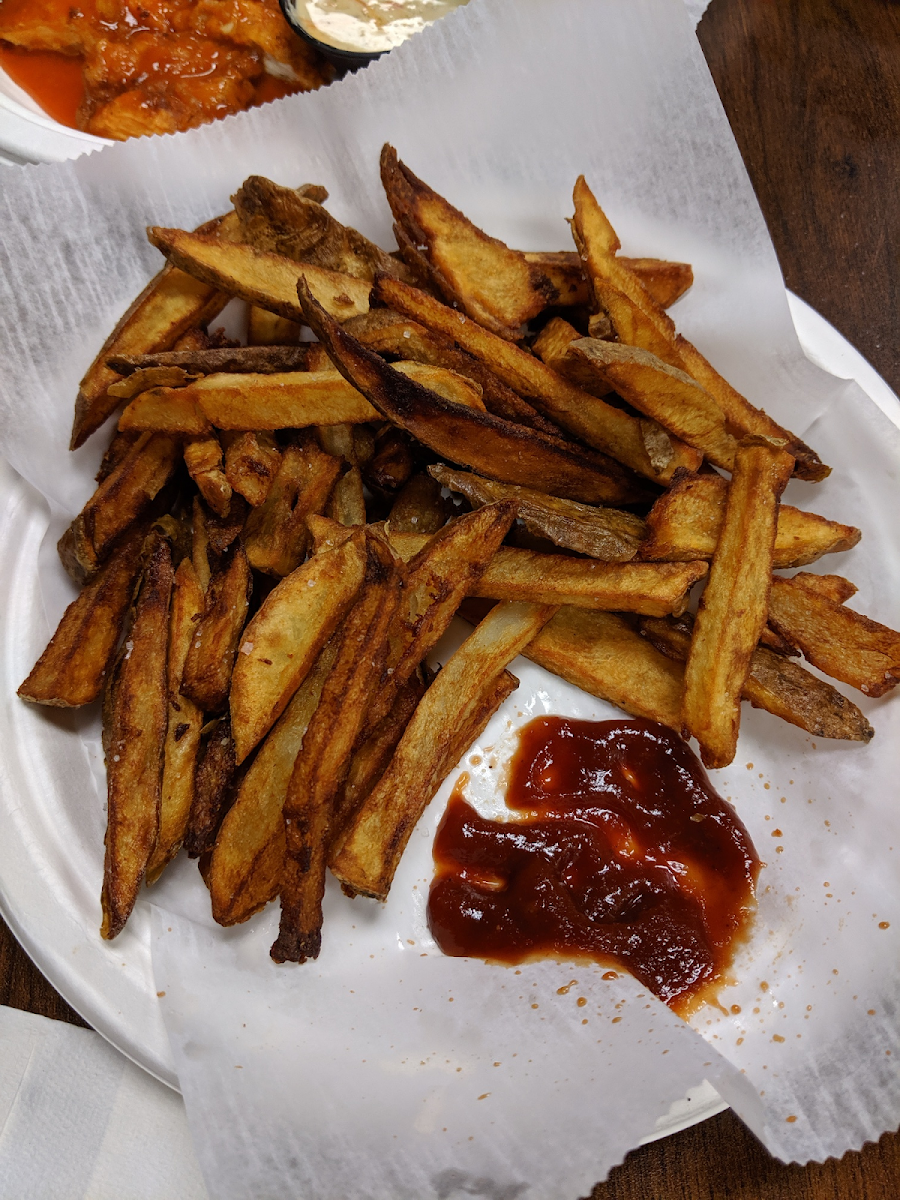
(428, 717, 759, 1011)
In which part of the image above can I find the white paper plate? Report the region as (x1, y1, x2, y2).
(0, 67, 107, 165)
(0, 292, 895, 1145)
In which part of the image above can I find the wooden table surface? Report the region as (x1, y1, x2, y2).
(2, 0, 900, 1196)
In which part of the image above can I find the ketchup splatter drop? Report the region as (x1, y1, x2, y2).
(428, 717, 759, 1011)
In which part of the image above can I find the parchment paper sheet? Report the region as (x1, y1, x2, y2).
(1, 0, 899, 1196)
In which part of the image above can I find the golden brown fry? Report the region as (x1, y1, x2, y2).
(532, 316, 611, 398)
(183, 435, 232, 517)
(18, 525, 146, 707)
(109, 345, 309, 375)
(364, 427, 416, 494)
(272, 533, 402, 963)
(147, 227, 372, 324)
(298, 278, 646, 506)
(184, 715, 237, 858)
(107, 366, 196, 400)
(639, 470, 861, 568)
(243, 438, 342, 576)
(331, 601, 557, 901)
(387, 472, 449, 534)
(229, 532, 366, 762)
(327, 466, 367, 526)
(247, 306, 304, 346)
(146, 558, 206, 882)
(682, 440, 795, 768)
(59, 432, 181, 583)
(180, 545, 251, 713)
(520, 252, 694, 310)
(428, 465, 647, 561)
(374, 274, 702, 485)
(223, 432, 282, 507)
(768, 576, 900, 696)
(209, 639, 339, 926)
(100, 535, 173, 939)
(787, 571, 858, 605)
(640, 615, 873, 742)
(118, 387, 211, 435)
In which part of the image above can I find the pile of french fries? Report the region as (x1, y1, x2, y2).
(18, 146, 900, 962)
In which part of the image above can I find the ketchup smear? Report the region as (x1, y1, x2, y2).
(428, 717, 759, 1011)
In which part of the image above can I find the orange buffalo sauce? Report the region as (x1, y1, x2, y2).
(429, 717, 759, 1012)
(0, 46, 85, 128)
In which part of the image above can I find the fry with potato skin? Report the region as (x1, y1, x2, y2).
(18, 524, 146, 707)
(184, 715, 237, 859)
(183, 435, 232, 517)
(520, 252, 694, 311)
(180, 544, 251, 713)
(223, 432, 281, 507)
(331, 601, 558, 902)
(682, 440, 796, 768)
(100, 535, 173, 939)
(272, 533, 403, 963)
(108, 345, 310, 376)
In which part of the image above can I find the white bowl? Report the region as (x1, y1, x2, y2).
(0, 67, 108, 164)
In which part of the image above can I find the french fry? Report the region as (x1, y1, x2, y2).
(145, 558, 206, 882)
(297, 278, 647, 506)
(387, 472, 449, 534)
(229, 532, 366, 762)
(682, 440, 796, 768)
(109, 345, 310, 375)
(118, 387, 211, 435)
(223, 432, 282, 507)
(330, 601, 558, 901)
(183, 435, 232, 517)
(532, 316, 611, 397)
(639, 470, 861, 568)
(147, 227, 372, 324)
(640, 615, 873, 742)
(183, 715, 237, 858)
(272, 532, 403, 963)
(247, 306, 304, 346)
(327, 466, 367, 526)
(373, 273, 702, 485)
(100, 535, 173, 938)
(180, 544, 251, 713)
(242, 438, 342, 576)
(786, 570, 858, 605)
(364, 427, 416, 494)
(767, 576, 900, 696)
(58, 432, 181, 583)
(428, 465, 647, 561)
(18, 524, 146, 707)
(107, 366, 196, 400)
(208, 639, 340, 926)
(520, 251, 694, 310)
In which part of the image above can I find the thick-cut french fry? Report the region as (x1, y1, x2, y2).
(331, 601, 558, 901)
(247, 306, 304, 346)
(571, 176, 829, 481)
(298, 278, 647, 506)
(146, 558, 206, 882)
(364, 427, 416, 494)
(208, 639, 339, 926)
(787, 571, 858, 605)
(107, 366, 196, 400)
(109, 345, 309, 375)
(72, 213, 237, 449)
(272, 533, 402, 963)
(96, 430, 141, 484)
(639, 470, 861, 568)
(682, 441, 795, 768)
(18, 524, 146, 707)
(388, 472, 449, 534)
(520, 251, 694, 310)
(243, 438, 342, 575)
(229, 532, 366, 762)
(100, 535, 173, 939)
(532, 317, 611, 397)
(223, 431, 282, 507)
(59, 432, 181, 583)
(767, 576, 900, 696)
(381, 146, 556, 339)
(373, 274, 702, 485)
(118, 387, 211, 435)
(522, 607, 685, 730)
(183, 435, 232, 517)
(428, 465, 647, 561)
(328, 466, 367, 526)
(570, 339, 738, 471)
(147, 227, 372, 323)
(181, 544, 251, 713)
(640, 615, 873, 742)
(184, 715, 237, 858)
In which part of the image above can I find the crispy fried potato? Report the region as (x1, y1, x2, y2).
(118, 387, 211, 435)
(223, 431, 281, 507)
(107, 366, 196, 400)
(184, 715, 237, 858)
(640, 615, 873, 742)
(787, 570, 858, 605)
(209, 638, 339, 926)
(59, 432, 181, 583)
(183, 435, 232, 517)
(146, 558, 206, 882)
(374, 274, 702, 485)
(18, 524, 146, 707)
(327, 466, 367, 526)
(147, 227, 372, 324)
(387, 472, 449, 534)
(298, 278, 646, 505)
(100, 535, 173, 939)
(682, 440, 795, 768)
(364, 427, 416, 494)
(229, 532, 366, 762)
(532, 317, 611, 398)
(428, 465, 647, 560)
(242, 438, 342, 575)
(330, 601, 558, 901)
(520, 252, 694, 310)
(639, 470, 861, 567)
(181, 544, 251, 712)
(248, 306, 304, 346)
(768, 576, 900, 696)
(272, 533, 403, 963)
(381, 145, 556, 338)
(109, 345, 309, 375)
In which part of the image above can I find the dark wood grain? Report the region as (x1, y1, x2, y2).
(2, 0, 900, 1194)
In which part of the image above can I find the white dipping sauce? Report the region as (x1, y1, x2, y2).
(289, 0, 469, 54)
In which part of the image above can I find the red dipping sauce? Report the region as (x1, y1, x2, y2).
(428, 717, 760, 1012)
